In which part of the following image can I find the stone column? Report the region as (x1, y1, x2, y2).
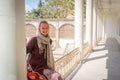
(74, 0, 83, 53)
(0, 0, 26, 80)
(86, 0, 93, 48)
(93, 0, 97, 47)
(97, 13, 102, 41)
(56, 27, 60, 48)
(102, 16, 105, 39)
(15, 0, 27, 80)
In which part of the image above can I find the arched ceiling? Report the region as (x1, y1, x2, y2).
(96, 0, 120, 15)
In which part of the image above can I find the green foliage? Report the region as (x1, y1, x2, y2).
(26, 0, 74, 19)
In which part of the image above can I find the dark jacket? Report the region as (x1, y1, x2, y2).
(26, 36, 51, 74)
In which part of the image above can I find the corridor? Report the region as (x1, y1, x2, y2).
(66, 38, 120, 80)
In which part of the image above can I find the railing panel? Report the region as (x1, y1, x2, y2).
(54, 42, 91, 79)
(55, 48, 80, 79)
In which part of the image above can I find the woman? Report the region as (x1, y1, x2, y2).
(26, 20, 62, 80)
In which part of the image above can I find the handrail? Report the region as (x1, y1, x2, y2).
(55, 47, 80, 79)
(54, 42, 91, 79)
(82, 42, 90, 59)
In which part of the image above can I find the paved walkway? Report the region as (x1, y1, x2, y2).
(66, 38, 120, 80)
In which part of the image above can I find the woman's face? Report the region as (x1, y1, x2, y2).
(39, 23, 49, 36)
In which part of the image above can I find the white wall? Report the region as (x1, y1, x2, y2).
(116, 36, 120, 44)
(104, 14, 120, 44)
(105, 15, 118, 38)
(115, 16, 120, 44)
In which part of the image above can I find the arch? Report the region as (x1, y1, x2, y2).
(59, 24, 74, 39)
(49, 24, 56, 38)
(25, 24, 36, 40)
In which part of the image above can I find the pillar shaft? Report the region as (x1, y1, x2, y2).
(102, 16, 105, 39)
(56, 27, 59, 48)
(93, 1, 97, 47)
(86, 0, 93, 47)
(0, 0, 26, 80)
(15, 0, 27, 80)
(74, 0, 83, 52)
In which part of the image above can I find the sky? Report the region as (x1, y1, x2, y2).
(25, 0, 40, 12)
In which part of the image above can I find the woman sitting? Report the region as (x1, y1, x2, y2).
(26, 20, 62, 80)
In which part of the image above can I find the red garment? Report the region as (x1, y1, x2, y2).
(27, 69, 47, 80)
(27, 71, 38, 80)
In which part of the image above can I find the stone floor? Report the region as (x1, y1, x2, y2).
(66, 38, 120, 80)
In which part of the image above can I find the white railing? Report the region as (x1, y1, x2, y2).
(55, 48, 80, 79)
(82, 42, 91, 59)
(54, 42, 91, 79)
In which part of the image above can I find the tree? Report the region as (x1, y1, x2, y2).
(26, 0, 74, 19)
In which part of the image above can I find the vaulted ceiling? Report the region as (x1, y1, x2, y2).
(96, 0, 120, 15)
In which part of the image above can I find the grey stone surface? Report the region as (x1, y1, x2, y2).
(66, 38, 120, 80)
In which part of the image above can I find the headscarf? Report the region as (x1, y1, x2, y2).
(36, 20, 55, 69)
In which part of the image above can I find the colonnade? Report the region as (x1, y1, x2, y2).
(0, 0, 105, 80)
(74, 0, 104, 53)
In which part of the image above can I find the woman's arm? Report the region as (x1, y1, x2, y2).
(26, 37, 37, 54)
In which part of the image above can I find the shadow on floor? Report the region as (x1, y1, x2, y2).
(106, 38, 120, 80)
(86, 54, 108, 62)
(66, 38, 120, 80)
